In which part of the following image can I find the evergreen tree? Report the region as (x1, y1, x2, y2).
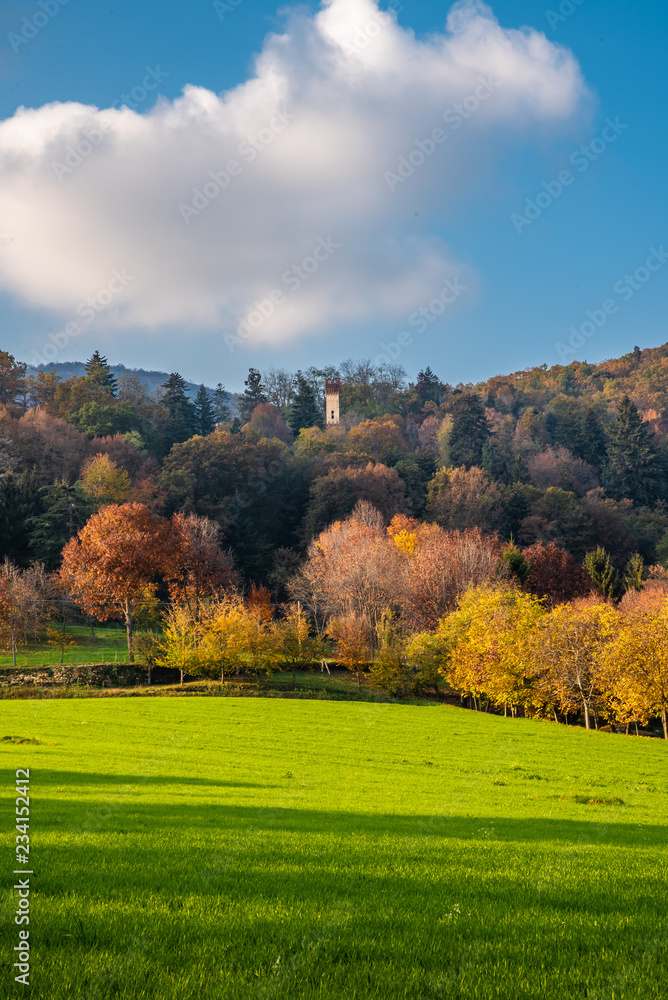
(27, 481, 93, 569)
(239, 368, 267, 423)
(84, 350, 117, 396)
(289, 371, 323, 434)
(160, 372, 197, 446)
(212, 383, 232, 424)
(584, 546, 621, 600)
(194, 385, 216, 436)
(448, 393, 491, 468)
(415, 366, 446, 405)
(604, 395, 658, 505)
(579, 408, 608, 468)
(510, 454, 531, 484)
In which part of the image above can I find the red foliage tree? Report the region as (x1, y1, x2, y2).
(59, 503, 173, 661)
(522, 541, 592, 607)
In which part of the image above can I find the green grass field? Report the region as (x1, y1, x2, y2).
(1, 698, 667, 999)
(0, 625, 130, 668)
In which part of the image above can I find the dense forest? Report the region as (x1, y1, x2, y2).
(2, 343, 668, 585)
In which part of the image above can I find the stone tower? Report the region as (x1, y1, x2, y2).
(325, 379, 340, 425)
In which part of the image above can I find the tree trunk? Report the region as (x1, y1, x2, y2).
(125, 600, 134, 663)
(583, 701, 591, 730)
(11, 626, 16, 667)
(357, 671, 361, 691)
(662, 708, 667, 740)
(553, 709, 558, 723)
(180, 669, 184, 686)
(221, 665, 224, 684)
(147, 665, 152, 686)
(292, 667, 296, 690)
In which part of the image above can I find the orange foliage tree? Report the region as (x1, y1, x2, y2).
(167, 513, 239, 616)
(59, 503, 173, 661)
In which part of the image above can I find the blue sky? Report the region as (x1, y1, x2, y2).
(0, 0, 665, 391)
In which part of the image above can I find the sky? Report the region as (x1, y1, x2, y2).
(0, 0, 665, 392)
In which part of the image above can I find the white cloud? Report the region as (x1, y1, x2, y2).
(0, 0, 588, 349)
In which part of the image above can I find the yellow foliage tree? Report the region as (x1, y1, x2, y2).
(441, 585, 545, 715)
(531, 601, 618, 729)
(603, 601, 668, 738)
(79, 453, 131, 507)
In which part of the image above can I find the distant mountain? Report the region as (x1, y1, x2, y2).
(25, 361, 203, 396)
(25, 361, 240, 411)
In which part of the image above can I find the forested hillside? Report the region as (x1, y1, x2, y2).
(2, 344, 668, 581)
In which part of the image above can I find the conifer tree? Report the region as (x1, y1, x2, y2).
(160, 372, 197, 446)
(194, 385, 216, 436)
(604, 395, 658, 505)
(584, 546, 621, 601)
(84, 350, 117, 396)
(289, 371, 323, 434)
(239, 368, 267, 423)
(212, 383, 232, 424)
(448, 393, 491, 468)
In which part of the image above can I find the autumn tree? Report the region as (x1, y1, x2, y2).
(522, 541, 591, 606)
(0, 561, 50, 665)
(441, 585, 544, 715)
(426, 466, 505, 534)
(328, 613, 372, 690)
(530, 601, 618, 729)
(79, 453, 132, 508)
(276, 602, 324, 688)
(59, 503, 173, 661)
(603, 601, 668, 738)
(157, 603, 200, 685)
(167, 513, 238, 617)
(198, 595, 249, 683)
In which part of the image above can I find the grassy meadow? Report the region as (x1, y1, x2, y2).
(0, 624, 130, 668)
(1, 698, 667, 999)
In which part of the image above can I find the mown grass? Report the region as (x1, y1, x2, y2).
(0, 624, 130, 668)
(1, 698, 667, 999)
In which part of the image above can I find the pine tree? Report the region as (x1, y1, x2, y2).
(160, 372, 197, 445)
(415, 366, 445, 405)
(604, 395, 658, 505)
(584, 546, 621, 601)
(212, 383, 232, 424)
(84, 350, 117, 396)
(510, 454, 531, 484)
(579, 408, 608, 468)
(194, 385, 216, 436)
(448, 393, 491, 468)
(239, 368, 267, 423)
(289, 371, 323, 434)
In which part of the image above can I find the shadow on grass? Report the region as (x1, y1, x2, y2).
(37, 787, 667, 848)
